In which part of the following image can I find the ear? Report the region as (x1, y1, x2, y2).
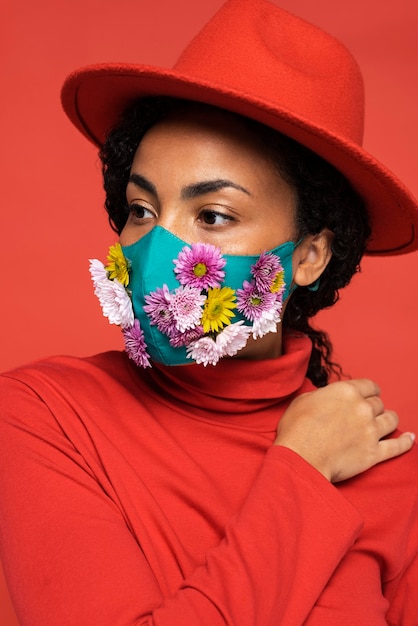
(293, 229, 334, 288)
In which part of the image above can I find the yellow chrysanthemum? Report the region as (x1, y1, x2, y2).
(105, 243, 130, 287)
(270, 270, 285, 293)
(201, 287, 236, 334)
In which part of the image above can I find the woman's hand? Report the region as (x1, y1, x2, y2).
(274, 378, 415, 482)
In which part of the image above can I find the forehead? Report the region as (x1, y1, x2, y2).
(137, 107, 262, 155)
(131, 106, 293, 194)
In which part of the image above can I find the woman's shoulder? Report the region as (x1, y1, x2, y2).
(0, 351, 143, 412)
(0, 351, 153, 455)
(1, 351, 131, 385)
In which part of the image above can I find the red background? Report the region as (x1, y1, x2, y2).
(1, 0, 417, 622)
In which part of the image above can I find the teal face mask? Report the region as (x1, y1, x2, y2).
(91, 226, 297, 367)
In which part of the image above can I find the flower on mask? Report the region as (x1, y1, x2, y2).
(168, 286, 206, 332)
(105, 243, 131, 287)
(251, 302, 282, 339)
(270, 269, 285, 295)
(236, 280, 277, 321)
(174, 243, 226, 289)
(169, 326, 204, 348)
(251, 251, 284, 293)
(186, 336, 221, 366)
(89, 258, 108, 284)
(123, 319, 151, 368)
(89, 259, 134, 328)
(90, 239, 291, 368)
(201, 287, 236, 334)
(143, 285, 176, 336)
(216, 321, 252, 357)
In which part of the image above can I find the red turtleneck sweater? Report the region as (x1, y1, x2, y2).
(0, 333, 417, 625)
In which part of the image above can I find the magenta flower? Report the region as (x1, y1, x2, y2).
(168, 286, 206, 332)
(169, 326, 204, 348)
(186, 336, 221, 366)
(216, 321, 252, 357)
(123, 319, 151, 368)
(251, 252, 284, 293)
(173, 243, 226, 289)
(144, 285, 176, 336)
(236, 280, 277, 321)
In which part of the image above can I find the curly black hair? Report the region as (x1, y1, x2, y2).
(99, 96, 371, 387)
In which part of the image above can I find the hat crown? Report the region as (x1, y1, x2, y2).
(174, 0, 364, 144)
(60, 0, 418, 254)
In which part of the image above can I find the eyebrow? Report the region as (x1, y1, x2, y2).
(128, 173, 251, 199)
(128, 173, 157, 196)
(181, 179, 251, 199)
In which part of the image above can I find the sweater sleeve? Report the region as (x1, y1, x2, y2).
(384, 503, 418, 626)
(0, 374, 364, 626)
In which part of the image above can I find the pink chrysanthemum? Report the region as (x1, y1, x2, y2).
(168, 286, 206, 333)
(123, 319, 151, 368)
(144, 285, 176, 336)
(236, 280, 277, 321)
(186, 336, 221, 366)
(173, 243, 226, 289)
(169, 326, 204, 348)
(216, 321, 252, 357)
(93, 277, 134, 328)
(251, 302, 282, 339)
(251, 252, 284, 293)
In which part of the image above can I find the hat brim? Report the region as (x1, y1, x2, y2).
(62, 63, 418, 255)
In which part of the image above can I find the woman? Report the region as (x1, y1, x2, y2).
(0, 0, 417, 624)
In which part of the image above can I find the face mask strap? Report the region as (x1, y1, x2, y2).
(307, 278, 320, 292)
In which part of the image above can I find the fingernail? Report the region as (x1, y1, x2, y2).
(408, 432, 416, 443)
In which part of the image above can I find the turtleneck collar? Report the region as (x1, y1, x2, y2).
(136, 332, 315, 427)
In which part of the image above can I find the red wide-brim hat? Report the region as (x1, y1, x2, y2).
(61, 0, 418, 255)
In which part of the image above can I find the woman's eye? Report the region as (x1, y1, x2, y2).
(199, 210, 233, 226)
(128, 204, 155, 220)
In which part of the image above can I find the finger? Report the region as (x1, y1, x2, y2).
(367, 394, 385, 417)
(347, 378, 381, 399)
(376, 432, 415, 463)
(374, 410, 399, 439)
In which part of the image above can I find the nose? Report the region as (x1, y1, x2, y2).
(157, 218, 187, 242)
(120, 206, 193, 248)
(156, 207, 197, 245)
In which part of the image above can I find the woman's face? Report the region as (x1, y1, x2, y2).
(119, 107, 298, 254)
(119, 107, 332, 359)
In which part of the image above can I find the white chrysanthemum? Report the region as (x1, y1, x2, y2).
(93, 278, 134, 328)
(216, 321, 252, 357)
(89, 258, 108, 283)
(251, 303, 282, 339)
(186, 336, 221, 366)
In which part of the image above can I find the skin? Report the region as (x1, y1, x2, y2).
(120, 107, 414, 482)
(121, 107, 332, 359)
